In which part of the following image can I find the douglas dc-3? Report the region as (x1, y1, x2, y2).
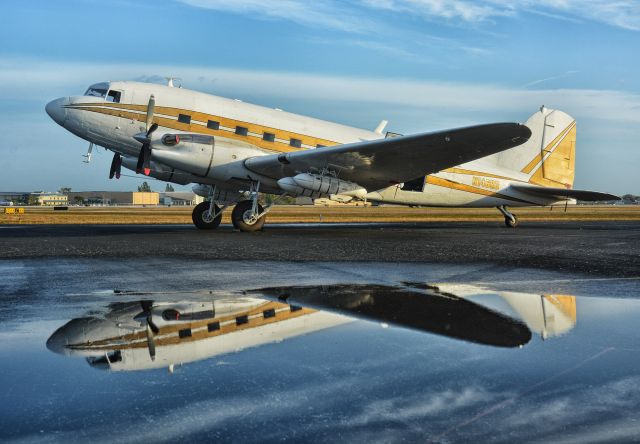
(46, 79, 618, 232)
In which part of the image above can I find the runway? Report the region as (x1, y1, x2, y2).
(2, 221, 640, 443)
(1, 221, 639, 276)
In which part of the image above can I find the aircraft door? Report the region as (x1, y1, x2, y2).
(400, 176, 426, 192)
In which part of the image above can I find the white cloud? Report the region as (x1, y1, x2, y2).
(177, 0, 640, 31)
(6, 58, 637, 125)
(178, 0, 374, 33)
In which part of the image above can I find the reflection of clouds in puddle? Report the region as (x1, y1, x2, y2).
(498, 376, 640, 443)
(344, 386, 503, 427)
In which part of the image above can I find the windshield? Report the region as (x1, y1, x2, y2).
(84, 82, 109, 98)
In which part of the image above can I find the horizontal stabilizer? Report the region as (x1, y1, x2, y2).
(511, 184, 620, 201)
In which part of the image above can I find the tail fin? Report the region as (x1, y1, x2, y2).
(492, 107, 576, 189)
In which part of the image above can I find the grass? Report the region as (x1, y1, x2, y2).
(1, 205, 639, 225)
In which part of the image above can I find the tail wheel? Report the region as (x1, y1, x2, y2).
(192, 201, 222, 229)
(232, 200, 265, 232)
(504, 215, 519, 228)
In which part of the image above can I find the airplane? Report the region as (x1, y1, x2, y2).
(46, 284, 575, 372)
(45, 80, 619, 232)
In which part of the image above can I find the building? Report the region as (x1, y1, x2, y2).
(159, 192, 203, 206)
(67, 191, 159, 206)
(0, 192, 29, 205)
(29, 192, 68, 206)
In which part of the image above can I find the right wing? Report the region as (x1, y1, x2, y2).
(245, 123, 531, 191)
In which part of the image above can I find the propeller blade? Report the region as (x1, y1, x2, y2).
(109, 152, 120, 179)
(146, 317, 156, 361)
(115, 154, 122, 179)
(146, 122, 158, 137)
(136, 143, 152, 175)
(146, 95, 155, 132)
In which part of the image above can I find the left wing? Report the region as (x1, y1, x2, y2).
(510, 184, 620, 202)
(245, 123, 531, 191)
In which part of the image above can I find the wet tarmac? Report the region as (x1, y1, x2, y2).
(1, 222, 640, 442)
(1, 221, 639, 276)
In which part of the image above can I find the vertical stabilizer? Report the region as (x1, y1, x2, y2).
(490, 107, 576, 188)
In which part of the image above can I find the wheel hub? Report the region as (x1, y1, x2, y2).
(201, 211, 215, 223)
(242, 210, 259, 225)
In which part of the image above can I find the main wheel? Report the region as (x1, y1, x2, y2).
(504, 215, 519, 228)
(231, 200, 265, 232)
(192, 201, 222, 229)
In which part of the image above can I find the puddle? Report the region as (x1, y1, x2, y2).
(2, 260, 640, 443)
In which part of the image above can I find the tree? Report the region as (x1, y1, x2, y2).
(165, 183, 175, 192)
(59, 187, 72, 195)
(137, 182, 152, 192)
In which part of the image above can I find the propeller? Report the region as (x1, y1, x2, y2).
(109, 152, 122, 179)
(135, 95, 158, 175)
(139, 301, 159, 361)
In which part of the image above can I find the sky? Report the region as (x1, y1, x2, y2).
(0, 0, 639, 194)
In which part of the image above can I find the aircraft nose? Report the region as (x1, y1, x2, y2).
(45, 97, 68, 126)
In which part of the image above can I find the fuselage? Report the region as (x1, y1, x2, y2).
(46, 81, 568, 208)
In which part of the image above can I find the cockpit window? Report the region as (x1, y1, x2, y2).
(84, 82, 109, 98)
(106, 90, 121, 103)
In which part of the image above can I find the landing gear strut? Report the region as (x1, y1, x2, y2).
(192, 201, 222, 229)
(497, 205, 518, 228)
(231, 181, 266, 232)
(192, 186, 225, 230)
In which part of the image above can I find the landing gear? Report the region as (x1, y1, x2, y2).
(231, 200, 265, 232)
(192, 201, 222, 229)
(497, 205, 518, 228)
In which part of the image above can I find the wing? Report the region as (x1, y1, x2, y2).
(510, 184, 620, 201)
(245, 123, 531, 191)
(252, 285, 531, 348)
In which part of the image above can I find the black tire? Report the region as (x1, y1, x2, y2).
(504, 215, 518, 228)
(192, 201, 222, 230)
(231, 200, 265, 232)
(231, 200, 250, 229)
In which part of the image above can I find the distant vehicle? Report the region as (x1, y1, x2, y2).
(0, 200, 14, 206)
(46, 81, 620, 231)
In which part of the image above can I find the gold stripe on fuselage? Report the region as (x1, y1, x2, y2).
(66, 102, 340, 154)
(426, 175, 539, 205)
(69, 301, 315, 351)
(442, 167, 522, 182)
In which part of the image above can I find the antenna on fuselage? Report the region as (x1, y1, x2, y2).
(165, 77, 182, 88)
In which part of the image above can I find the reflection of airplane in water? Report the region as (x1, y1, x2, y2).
(47, 284, 576, 372)
(47, 298, 350, 372)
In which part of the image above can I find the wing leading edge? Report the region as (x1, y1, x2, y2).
(245, 123, 531, 191)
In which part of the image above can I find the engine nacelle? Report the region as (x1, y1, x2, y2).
(277, 173, 367, 199)
(151, 134, 215, 177)
(120, 156, 199, 185)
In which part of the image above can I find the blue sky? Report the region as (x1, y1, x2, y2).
(1, 0, 639, 194)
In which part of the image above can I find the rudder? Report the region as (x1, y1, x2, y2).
(491, 107, 576, 188)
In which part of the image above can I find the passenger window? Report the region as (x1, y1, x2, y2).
(263, 132, 275, 142)
(178, 114, 191, 124)
(290, 138, 302, 148)
(263, 308, 276, 318)
(207, 120, 220, 130)
(236, 126, 248, 136)
(106, 90, 121, 103)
